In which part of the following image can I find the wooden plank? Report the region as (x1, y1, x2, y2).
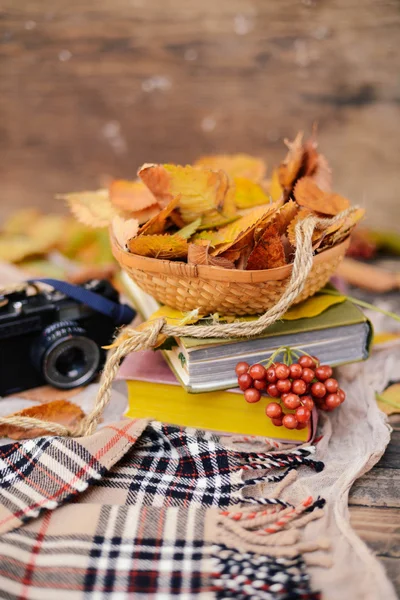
(349, 506, 400, 558)
(0, 0, 400, 231)
(349, 468, 400, 508)
(375, 430, 400, 470)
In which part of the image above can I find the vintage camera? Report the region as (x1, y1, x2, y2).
(0, 279, 135, 396)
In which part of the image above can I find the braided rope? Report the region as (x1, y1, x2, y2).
(0, 207, 358, 438)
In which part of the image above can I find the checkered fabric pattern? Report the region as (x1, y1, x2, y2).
(87, 422, 243, 508)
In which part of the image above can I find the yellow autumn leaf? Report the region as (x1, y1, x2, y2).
(149, 305, 202, 325)
(60, 189, 117, 228)
(109, 179, 157, 212)
(127, 234, 188, 259)
(3, 209, 42, 235)
(138, 197, 180, 235)
(234, 178, 271, 209)
(269, 168, 284, 202)
(195, 154, 266, 181)
(376, 384, 400, 416)
(282, 293, 346, 321)
(373, 332, 400, 347)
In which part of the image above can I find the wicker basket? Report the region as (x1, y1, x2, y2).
(111, 235, 350, 316)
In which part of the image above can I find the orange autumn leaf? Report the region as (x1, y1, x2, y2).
(195, 154, 266, 181)
(127, 234, 188, 259)
(272, 200, 299, 235)
(138, 197, 180, 235)
(131, 204, 161, 225)
(246, 223, 286, 270)
(0, 400, 85, 440)
(294, 177, 350, 216)
(286, 208, 343, 247)
(278, 132, 304, 190)
(138, 164, 236, 224)
(109, 180, 158, 212)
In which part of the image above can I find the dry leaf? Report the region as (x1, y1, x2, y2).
(317, 208, 365, 251)
(278, 132, 304, 190)
(211, 201, 282, 256)
(138, 197, 180, 236)
(376, 384, 400, 416)
(273, 200, 299, 235)
(0, 400, 85, 440)
(138, 164, 236, 224)
(195, 154, 266, 181)
(176, 218, 202, 240)
(3, 209, 42, 235)
(246, 223, 286, 270)
(131, 204, 161, 225)
(169, 210, 186, 229)
(234, 178, 271, 209)
(109, 180, 157, 212)
(294, 177, 350, 216)
(60, 189, 117, 228)
(282, 293, 346, 320)
(127, 234, 188, 258)
(111, 215, 139, 248)
(188, 242, 235, 269)
(268, 169, 284, 202)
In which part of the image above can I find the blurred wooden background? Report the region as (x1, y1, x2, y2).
(1, 0, 400, 230)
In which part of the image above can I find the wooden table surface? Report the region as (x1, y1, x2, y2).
(349, 413, 400, 595)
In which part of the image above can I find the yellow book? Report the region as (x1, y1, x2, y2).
(120, 350, 316, 443)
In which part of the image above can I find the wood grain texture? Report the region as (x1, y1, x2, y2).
(1, 0, 400, 231)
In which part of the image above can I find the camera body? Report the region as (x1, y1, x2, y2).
(0, 279, 125, 396)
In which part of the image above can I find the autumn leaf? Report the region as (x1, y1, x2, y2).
(268, 169, 284, 202)
(234, 178, 271, 209)
(138, 197, 180, 235)
(188, 242, 235, 268)
(0, 400, 85, 440)
(109, 179, 157, 212)
(273, 200, 299, 235)
(111, 215, 139, 248)
(138, 163, 236, 224)
(130, 205, 161, 225)
(3, 209, 42, 235)
(127, 234, 188, 258)
(316, 208, 365, 252)
(246, 223, 286, 270)
(278, 132, 304, 190)
(175, 218, 202, 240)
(60, 189, 117, 228)
(376, 384, 400, 416)
(294, 177, 350, 216)
(211, 201, 282, 256)
(282, 293, 346, 320)
(195, 154, 266, 181)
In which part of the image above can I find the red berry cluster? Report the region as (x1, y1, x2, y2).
(235, 355, 345, 430)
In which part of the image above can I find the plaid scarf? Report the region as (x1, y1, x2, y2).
(0, 420, 322, 599)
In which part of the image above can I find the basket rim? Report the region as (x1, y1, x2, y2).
(110, 232, 350, 283)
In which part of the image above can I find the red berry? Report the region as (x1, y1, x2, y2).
(266, 367, 277, 383)
(281, 392, 290, 401)
(238, 373, 253, 391)
(267, 383, 279, 398)
(298, 356, 314, 368)
(275, 363, 291, 380)
(244, 388, 261, 403)
(301, 395, 315, 411)
(271, 416, 283, 427)
(325, 393, 341, 409)
(282, 414, 298, 429)
(291, 379, 307, 396)
(283, 393, 301, 410)
(315, 366, 333, 381)
(289, 363, 303, 379)
(265, 402, 283, 419)
(296, 421, 308, 430)
(338, 388, 346, 403)
(311, 381, 326, 398)
(301, 367, 315, 383)
(254, 379, 267, 390)
(295, 406, 311, 423)
(235, 362, 249, 376)
(276, 379, 291, 393)
(249, 364, 266, 380)
(325, 378, 339, 393)
(319, 402, 331, 412)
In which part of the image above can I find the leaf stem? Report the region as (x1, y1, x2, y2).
(319, 288, 400, 324)
(376, 392, 400, 409)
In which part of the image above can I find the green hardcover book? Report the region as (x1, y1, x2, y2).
(121, 272, 372, 393)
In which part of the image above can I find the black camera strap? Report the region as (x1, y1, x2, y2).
(29, 279, 136, 326)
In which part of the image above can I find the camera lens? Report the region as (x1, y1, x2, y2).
(32, 321, 101, 389)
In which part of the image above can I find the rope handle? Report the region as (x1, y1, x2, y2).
(0, 208, 358, 438)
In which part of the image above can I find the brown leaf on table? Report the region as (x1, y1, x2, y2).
(188, 242, 235, 269)
(109, 180, 158, 212)
(246, 223, 286, 270)
(194, 154, 266, 182)
(61, 189, 117, 228)
(138, 197, 180, 235)
(0, 400, 85, 440)
(294, 177, 350, 216)
(127, 234, 188, 259)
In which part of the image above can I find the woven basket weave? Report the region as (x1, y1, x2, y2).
(111, 235, 350, 316)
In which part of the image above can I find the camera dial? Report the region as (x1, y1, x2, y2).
(32, 321, 101, 389)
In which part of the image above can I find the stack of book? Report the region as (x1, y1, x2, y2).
(118, 272, 371, 443)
